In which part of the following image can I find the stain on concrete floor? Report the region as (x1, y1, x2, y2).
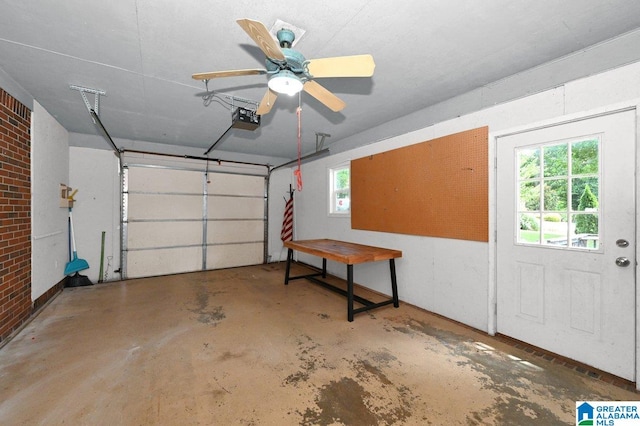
(188, 285, 226, 325)
(301, 377, 379, 425)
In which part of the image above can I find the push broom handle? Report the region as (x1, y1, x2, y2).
(69, 210, 78, 255)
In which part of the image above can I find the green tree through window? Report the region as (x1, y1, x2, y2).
(329, 164, 350, 214)
(575, 184, 598, 234)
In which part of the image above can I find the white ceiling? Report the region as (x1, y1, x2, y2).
(1, 1, 640, 163)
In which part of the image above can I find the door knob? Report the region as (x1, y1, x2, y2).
(615, 257, 631, 267)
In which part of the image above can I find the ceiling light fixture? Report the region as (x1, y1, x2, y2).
(268, 70, 303, 96)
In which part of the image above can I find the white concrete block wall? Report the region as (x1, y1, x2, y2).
(69, 147, 121, 284)
(30, 101, 69, 300)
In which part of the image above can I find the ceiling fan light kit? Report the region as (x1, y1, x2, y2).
(192, 18, 375, 115)
(268, 70, 303, 96)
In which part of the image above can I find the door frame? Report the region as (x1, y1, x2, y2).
(488, 100, 640, 387)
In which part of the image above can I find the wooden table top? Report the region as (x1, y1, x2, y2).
(284, 239, 402, 265)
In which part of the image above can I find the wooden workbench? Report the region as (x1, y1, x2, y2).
(283, 239, 402, 321)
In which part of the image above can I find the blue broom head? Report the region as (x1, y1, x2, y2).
(64, 252, 89, 276)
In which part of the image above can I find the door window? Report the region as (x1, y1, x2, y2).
(516, 137, 600, 250)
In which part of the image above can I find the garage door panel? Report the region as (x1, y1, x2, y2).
(206, 243, 263, 269)
(129, 168, 202, 192)
(208, 196, 263, 219)
(207, 220, 263, 244)
(127, 246, 202, 278)
(128, 194, 203, 220)
(124, 161, 265, 278)
(208, 174, 264, 196)
(128, 221, 202, 248)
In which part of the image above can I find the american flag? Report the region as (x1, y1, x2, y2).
(280, 197, 294, 242)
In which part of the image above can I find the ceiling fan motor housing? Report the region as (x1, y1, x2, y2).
(265, 48, 308, 78)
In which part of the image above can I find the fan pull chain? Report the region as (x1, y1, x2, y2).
(294, 99, 303, 191)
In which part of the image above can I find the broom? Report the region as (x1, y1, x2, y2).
(64, 192, 92, 287)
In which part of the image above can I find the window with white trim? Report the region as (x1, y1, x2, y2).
(329, 163, 350, 215)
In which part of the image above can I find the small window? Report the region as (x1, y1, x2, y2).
(329, 163, 350, 215)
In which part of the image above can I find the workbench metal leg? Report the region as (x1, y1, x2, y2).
(390, 259, 399, 308)
(284, 248, 293, 285)
(322, 258, 327, 278)
(347, 264, 354, 322)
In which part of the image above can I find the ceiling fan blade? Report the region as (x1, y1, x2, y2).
(303, 80, 346, 112)
(307, 54, 375, 78)
(257, 89, 278, 115)
(236, 19, 285, 61)
(192, 69, 266, 81)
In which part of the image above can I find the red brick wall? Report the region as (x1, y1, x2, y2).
(0, 88, 32, 343)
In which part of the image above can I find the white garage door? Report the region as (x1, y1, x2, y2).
(122, 154, 266, 279)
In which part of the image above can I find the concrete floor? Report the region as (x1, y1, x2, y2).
(0, 262, 638, 425)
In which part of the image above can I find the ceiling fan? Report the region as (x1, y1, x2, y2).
(192, 19, 375, 115)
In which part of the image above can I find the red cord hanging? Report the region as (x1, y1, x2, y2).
(294, 104, 303, 191)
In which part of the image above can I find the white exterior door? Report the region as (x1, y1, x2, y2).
(496, 110, 636, 381)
